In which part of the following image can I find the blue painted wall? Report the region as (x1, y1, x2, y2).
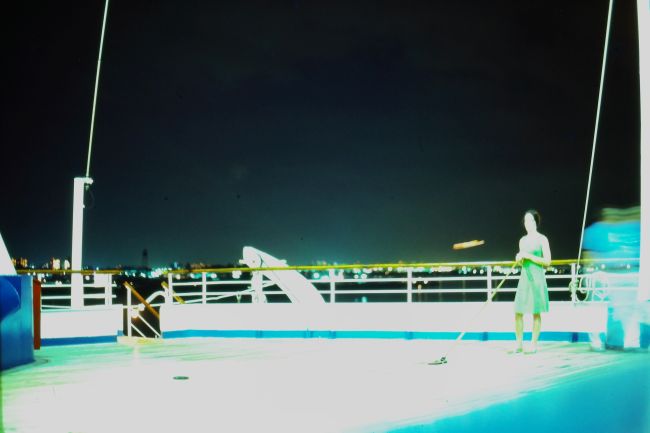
(1, 276, 34, 370)
(163, 329, 594, 342)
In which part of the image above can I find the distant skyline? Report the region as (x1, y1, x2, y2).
(2, 1, 641, 267)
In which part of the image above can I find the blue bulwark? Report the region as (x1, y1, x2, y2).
(1, 276, 34, 370)
(41, 335, 119, 346)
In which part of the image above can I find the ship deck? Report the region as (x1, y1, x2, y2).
(1, 338, 648, 432)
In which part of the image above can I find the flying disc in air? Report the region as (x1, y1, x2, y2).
(452, 240, 485, 250)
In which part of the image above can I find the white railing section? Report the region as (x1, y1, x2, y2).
(40, 274, 117, 309)
(162, 266, 639, 305)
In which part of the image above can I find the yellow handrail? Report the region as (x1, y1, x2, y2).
(161, 281, 186, 304)
(162, 257, 638, 275)
(124, 281, 160, 320)
(16, 257, 638, 276)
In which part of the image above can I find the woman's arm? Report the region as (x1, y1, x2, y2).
(522, 236, 551, 267)
(515, 238, 525, 264)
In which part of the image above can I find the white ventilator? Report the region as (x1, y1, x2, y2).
(241, 246, 325, 304)
(0, 232, 16, 275)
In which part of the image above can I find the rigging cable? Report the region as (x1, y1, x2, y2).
(85, 0, 110, 178)
(576, 0, 615, 273)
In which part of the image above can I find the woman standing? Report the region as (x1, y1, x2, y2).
(514, 210, 551, 354)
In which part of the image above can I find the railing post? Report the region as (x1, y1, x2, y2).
(329, 269, 336, 303)
(486, 266, 493, 301)
(201, 272, 207, 304)
(105, 274, 113, 305)
(166, 273, 173, 304)
(406, 268, 413, 303)
(251, 271, 266, 303)
(570, 263, 577, 303)
(126, 283, 132, 337)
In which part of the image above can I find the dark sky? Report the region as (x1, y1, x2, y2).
(1, 1, 641, 268)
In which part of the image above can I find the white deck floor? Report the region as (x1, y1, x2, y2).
(1, 338, 648, 432)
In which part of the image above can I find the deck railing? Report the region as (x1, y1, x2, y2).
(21, 258, 640, 310)
(18, 258, 639, 339)
(161, 261, 638, 305)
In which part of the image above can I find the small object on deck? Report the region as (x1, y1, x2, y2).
(429, 356, 447, 365)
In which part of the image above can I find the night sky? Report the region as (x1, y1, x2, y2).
(2, 1, 641, 268)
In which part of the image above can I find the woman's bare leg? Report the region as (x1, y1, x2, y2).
(531, 313, 541, 352)
(515, 313, 524, 351)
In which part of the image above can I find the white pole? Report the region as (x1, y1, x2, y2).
(638, 0, 650, 301)
(71, 176, 93, 308)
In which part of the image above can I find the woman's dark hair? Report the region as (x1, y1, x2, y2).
(523, 209, 541, 227)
